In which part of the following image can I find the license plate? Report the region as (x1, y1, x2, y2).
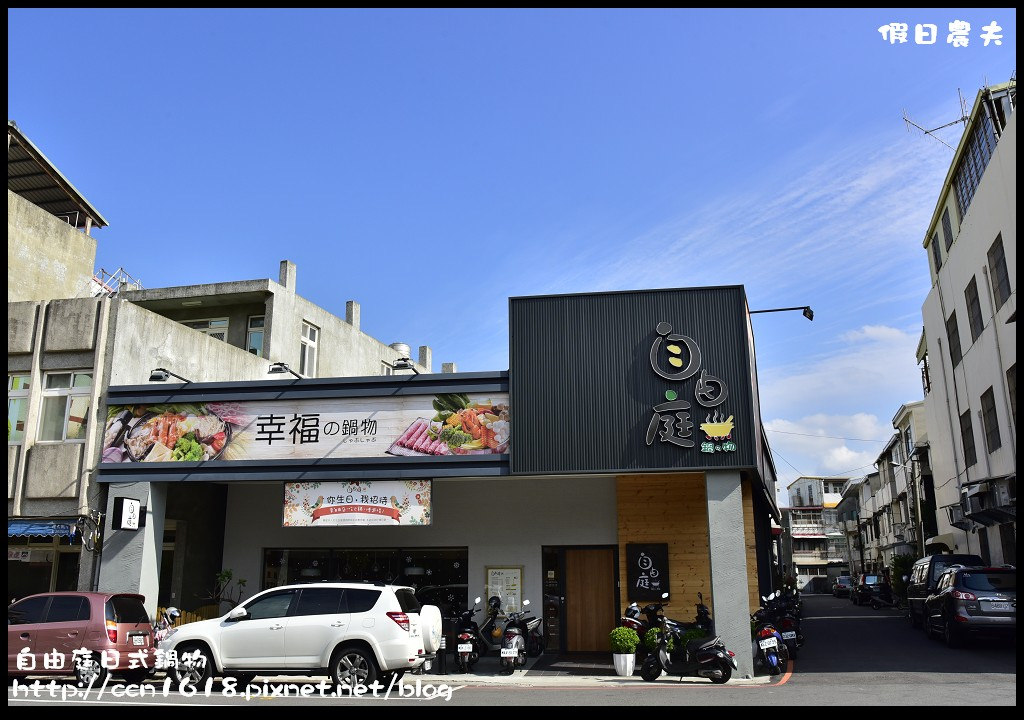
(781, 631, 796, 639)
(758, 638, 778, 650)
(985, 601, 1012, 612)
(132, 635, 146, 646)
(457, 643, 473, 652)
(500, 648, 518, 658)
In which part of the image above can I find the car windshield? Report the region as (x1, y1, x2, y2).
(837, 577, 850, 583)
(960, 572, 1016, 592)
(862, 575, 881, 585)
(108, 596, 149, 624)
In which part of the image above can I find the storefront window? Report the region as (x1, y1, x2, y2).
(8, 374, 30, 444)
(7, 534, 82, 602)
(262, 547, 468, 611)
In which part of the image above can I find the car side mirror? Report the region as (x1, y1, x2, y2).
(227, 606, 248, 621)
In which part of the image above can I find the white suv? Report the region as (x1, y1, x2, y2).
(162, 583, 442, 687)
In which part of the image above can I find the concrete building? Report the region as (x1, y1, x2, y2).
(916, 81, 1016, 565)
(7, 123, 448, 608)
(780, 476, 849, 591)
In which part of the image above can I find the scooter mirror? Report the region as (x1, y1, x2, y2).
(661, 592, 669, 599)
(474, 597, 482, 604)
(902, 576, 909, 583)
(523, 599, 530, 606)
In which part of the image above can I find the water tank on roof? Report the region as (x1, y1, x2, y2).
(390, 342, 411, 358)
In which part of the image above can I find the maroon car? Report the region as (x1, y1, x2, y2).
(8, 592, 155, 685)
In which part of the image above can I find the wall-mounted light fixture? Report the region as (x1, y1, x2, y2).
(749, 306, 814, 321)
(148, 368, 193, 383)
(268, 362, 303, 379)
(391, 357, 420, 374)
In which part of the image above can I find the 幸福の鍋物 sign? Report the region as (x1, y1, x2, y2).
(100, 393, 509, 464)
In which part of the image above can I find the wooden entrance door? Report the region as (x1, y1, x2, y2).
(565, 548, 616, 652)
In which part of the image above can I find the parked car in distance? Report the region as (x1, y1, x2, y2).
(160, 583, 441, 688)
(8, 592, 155, 686)
(852, 574, 886, 606)
(833, 576, 852, 598)
(923, 565, 1016, 648)
(906, 554, 984, 629)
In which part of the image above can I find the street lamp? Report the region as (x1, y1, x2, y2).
(268, 362, 303, 379)
(749, 306, 814, 321)
(148, 368, 193, 383)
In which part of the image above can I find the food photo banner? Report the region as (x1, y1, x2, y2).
(101, 393, 510, 463)
(284, 480, 431, 527)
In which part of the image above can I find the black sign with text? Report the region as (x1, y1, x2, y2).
(626, 543, 670, 601)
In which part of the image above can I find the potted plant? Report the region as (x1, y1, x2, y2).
(610, 626, 640, 676)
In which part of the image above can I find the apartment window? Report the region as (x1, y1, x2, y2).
(945, 312, 962, 368)
(183, 318, 229, 341)
(8, 374, 31, 444)
(39, 372, 92, 442)
(951, 112, 998, 219)
(930, 232, 942, 272)
(987, 234, 1011, 310)
(980, 387, 1001, 453)
(1007, 365, 1016, 426)
(903, 425, 914, 462)
(940, 208, 954, 251)
(959, 410, 977, 468)
(247, 316, 265, 356)
(299, 322, 319, 377)
(964, 276, 984, 342)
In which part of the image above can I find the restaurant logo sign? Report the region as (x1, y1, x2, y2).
(284, 480, 431, 526)
(626, 543, 670, 602)
(646, 322, 737, 455)
(100, 393, 509, 464)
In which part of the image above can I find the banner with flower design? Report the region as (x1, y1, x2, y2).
(284, 480, 431, 526)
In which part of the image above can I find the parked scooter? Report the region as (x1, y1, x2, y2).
(454, 596, 503, 672)
(750, 607, 788, 675)
(760, 592, 802, 660)
(153, 606, 181, 645)
(639, 593, 737, 684)
(499, 600, 542, 674)
(622, 591, 715, 662)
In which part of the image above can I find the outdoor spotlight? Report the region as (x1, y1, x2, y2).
(802, 306, 814, 321)
(268, 362, 302, 379)
(392, 357, 420, 374)
(148, 368, 192, 383)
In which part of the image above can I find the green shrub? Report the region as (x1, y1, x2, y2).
(644, 627, 675, 651)
(609, 626, 640, 654)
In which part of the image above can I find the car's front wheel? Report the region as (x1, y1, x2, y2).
(330, 646, 378, 690)
(171, 644, 215, 687)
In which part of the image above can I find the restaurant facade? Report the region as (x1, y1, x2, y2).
(96, 286, 780, 677)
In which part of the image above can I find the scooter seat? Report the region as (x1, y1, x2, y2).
(686, 636, 720, 653)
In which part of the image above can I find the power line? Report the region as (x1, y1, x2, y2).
(771, 449, 806, 478)
(765, 429, 891, 443)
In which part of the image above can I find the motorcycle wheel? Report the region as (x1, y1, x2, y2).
(709, 659, 732, 684)
(457, 654, 469, 673)
(786, 640, 798, 661)
(639, 660, 661, 682)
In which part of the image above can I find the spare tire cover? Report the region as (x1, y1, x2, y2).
(419, 604, 443, 653)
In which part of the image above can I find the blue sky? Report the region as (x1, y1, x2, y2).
(8, 9, 1016, 500)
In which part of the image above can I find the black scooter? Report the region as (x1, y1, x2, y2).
(639, 593, 737, 684)
(454, 596, 502, 672)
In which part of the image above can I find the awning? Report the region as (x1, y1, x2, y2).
(925, 533, 957, 551)
(8, 519, 78, 538)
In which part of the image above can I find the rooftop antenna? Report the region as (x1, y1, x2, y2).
(902, 89, 970, 151)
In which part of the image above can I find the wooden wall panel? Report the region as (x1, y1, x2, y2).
(741, 475, 760, 613)
(616, 474, 712, 617)
(617, 473, 761, 621)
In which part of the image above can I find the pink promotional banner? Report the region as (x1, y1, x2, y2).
(100, 393, 509, 464)
(284, 480, 431, 526)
